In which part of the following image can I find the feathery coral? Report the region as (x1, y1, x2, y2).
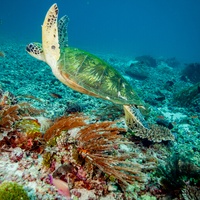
(0, 90, 45, 151)
(0, 105, 21, 132)
(75, 121, 146, 185)
(43, 115, 86, 142)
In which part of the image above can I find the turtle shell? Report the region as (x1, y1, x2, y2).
(58, 47, 143, 106)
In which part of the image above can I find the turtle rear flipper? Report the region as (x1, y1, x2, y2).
(26, 42, 45, 62)
(124, 105, 149, 129)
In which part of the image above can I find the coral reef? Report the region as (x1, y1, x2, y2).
(130, 123, 174, 143)
(0, 181, 29, 200)
(0, 90, 45, 151)
(125, 61, 149, 80)
(42, 117, 148, 191)
(181, 63, 200, 83)
(0, 39, 200, 199)
(135, 55, 157, 68)
(174, 82, 200, 106)
(0, 104, 21, 133)
(182, 185, 200, 200)
(165, 57, 180, 68)
(156, 151, 200, 198)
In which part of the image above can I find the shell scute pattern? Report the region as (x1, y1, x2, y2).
(58, 48, 143, 105)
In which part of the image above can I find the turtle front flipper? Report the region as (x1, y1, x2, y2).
(123, 105, 149, 129)
(58, 15, 69, 49)
(42, 3, 60, 66)
(26, 42, 45, 62)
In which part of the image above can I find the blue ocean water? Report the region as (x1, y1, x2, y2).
(0, 0, 200, 62)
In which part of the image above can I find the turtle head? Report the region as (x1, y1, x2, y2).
(26, 4, 60, 69)
(26, 42, 46, 62)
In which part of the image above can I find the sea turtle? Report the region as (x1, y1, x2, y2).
(26, 3, 148, 129)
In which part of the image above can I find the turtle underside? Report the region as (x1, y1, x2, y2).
(58, 47, 143, 106)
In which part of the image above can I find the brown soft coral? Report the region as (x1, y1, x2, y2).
(0, 90, 45, 151)
(0, 105, 21, 132)
(43, 115, 86, 142)
(74, 121, 146, 186)
(43, 117, 147, 188)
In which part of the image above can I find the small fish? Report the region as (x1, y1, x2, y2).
(0, 51, 5, 57)
(18, 94, 43, 102)
(49, 174, 72, 199)
(50, 93, 62, 98)
(157, 115, 165, 119)
(190, 115, 198, 119)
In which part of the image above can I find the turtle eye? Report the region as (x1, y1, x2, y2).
(29, 43, 34, 48)
(26, 43, 33, 52)
(26, 45, 31, 52)
(51, 45, 56, 50)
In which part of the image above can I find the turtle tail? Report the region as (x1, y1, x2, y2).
(123, 105, 149, 130)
